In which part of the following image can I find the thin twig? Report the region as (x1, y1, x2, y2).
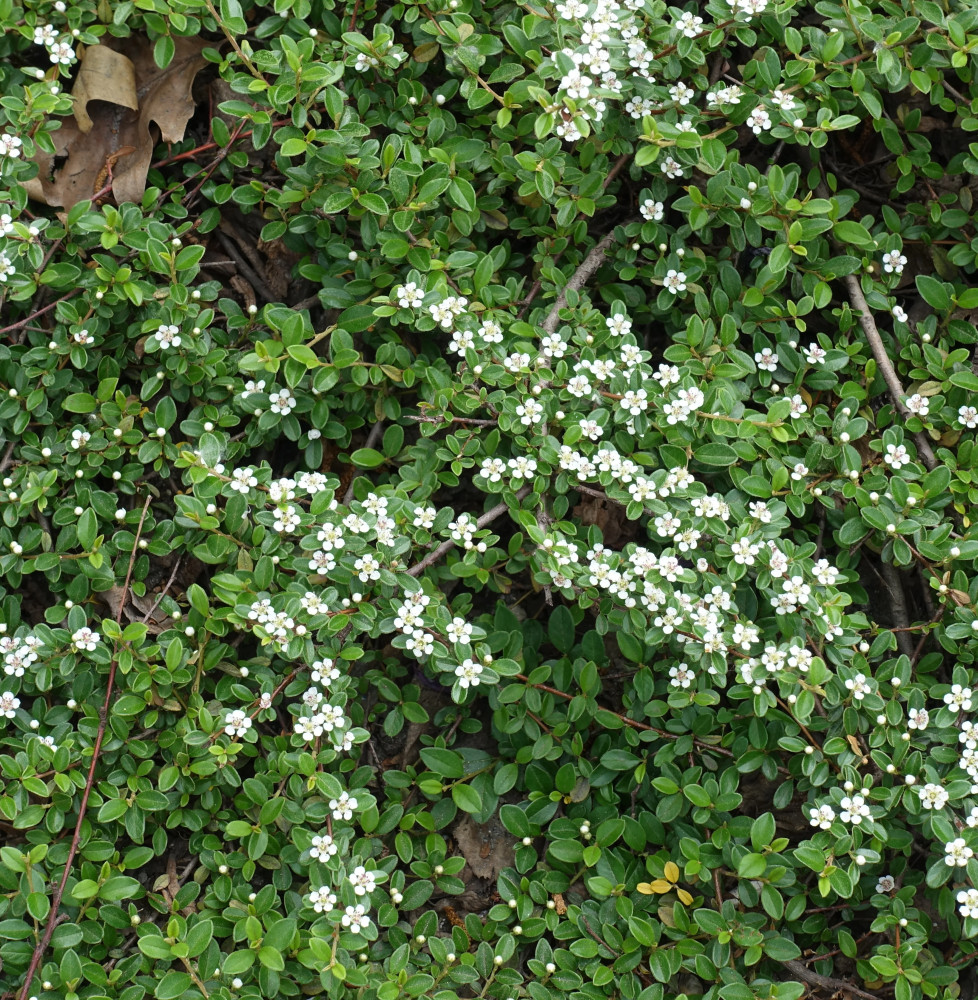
(541, 228, 621, 335)
(842, 274, 938, 471)
(17, 495, 152, 1000)
(781, 959, 883, 1000)
(214, 228, 276, 305)
(407, 486, 531, 577)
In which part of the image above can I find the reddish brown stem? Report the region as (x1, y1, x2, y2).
(17, 496, 152, 1000)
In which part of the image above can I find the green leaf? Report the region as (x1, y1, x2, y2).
(548, 604, 575, 653)
(156, 971, 192, 1000)
(419, 748, 464, 778)
(452, 783, 482, 813)
(832, 220, 875, 248)
(916, 274, 951, 312)
(693, 442, 739, 466)
(62, 393, 98, 414)
(259, 946, 285, 971)
(286, 344, 321, 368)
(349, 448, 385, 469)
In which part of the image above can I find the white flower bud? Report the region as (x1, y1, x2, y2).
(545, 963, 556, 973)
(951, 546, 961, 557)
(67, 698, 77, 709)
(204, 422, 214, 431)
(905, 775, 915, 784)
(435, 94, 446, 105)
(248, 304, 258, 315)
(219, 865, 229, 873)
(248, 892, 257, 902)
(115, 509, 126, 520)
(522, 836, 533, 845)
(185, 626, 195, 636)
(239, 667, 249, 677)
(494, 956, 504, 966)
(348, 251, 358, 261)
(416, 935, 426, 944)
(156, 427, 166, 437)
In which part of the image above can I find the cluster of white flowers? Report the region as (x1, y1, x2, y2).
(33, 22, 75, 64)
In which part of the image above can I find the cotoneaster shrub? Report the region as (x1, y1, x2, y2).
(3, 1, 978, 1000)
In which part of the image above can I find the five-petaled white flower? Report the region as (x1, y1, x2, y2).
(945, 685, 973, 711)
(882, 249, 907, 275)
(71, 626, 100, 651)
(946, 838, 974, 867)
(663, 270, 686, 294)
(224, 710, 252, 738)
(918, 783, 949, 810)
(341, 903, 371, 933)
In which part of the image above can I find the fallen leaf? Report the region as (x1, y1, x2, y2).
(25, 36, 209, 210)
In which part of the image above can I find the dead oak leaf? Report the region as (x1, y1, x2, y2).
(25, 36, 209, 210)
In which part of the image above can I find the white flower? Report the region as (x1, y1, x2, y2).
(958, 406, 978, 429)
(875, 874, 896, 893)
(669, 662, 694, 689)
(958, 888, 978, 919)
(507, 456, 537, 480)
(394, 282, 425, 308)
(446, 617, 473, 644)
(71, 626, 100, 651)
(241, 379, 266, 398)
(755, 348, 778, 371)
(329, 791, 358, 821)
(746, 107, 772, 134)
(892, 305, 908, 323)
(224, 710, 252, 738)
(541, 333, 566, 358)
(455, 658, 483, 688)
(769, 89, 796, 111)
(669, 81, 695, 106)
(0, 252, 13, 283)
(918, 783, 949, 809)
(787, 394, 808, 417)
(883, 443, 910, 470)
(566, 374, 592, 398)
(808, 803, 835, 830)
(480, 458, 507, 483)
(515, 398, 544, 426)
(675, 11, 704, 36)
(839, 793, 871, 825)
(273, 505, 301, 533)
(660, 156, 683, 179)
(803, 344, 827, 365)
(34, 23, 59, 45)
(945, 684, 974, 711)
(640, 198, 664, 222)
(790, 461, 808, 481)
(0, 133, 23, 160)
(308, 887, 337, 913)
(156, 324, 182, 350)
(905, 393, 929, 417)
(606, 313, 632, 337)
(348, 866, 377, 896)
(413, 506, 437, 529)
(882, 250, 907, 275)
(663, 270, 686, 294)
(230, 467, 258, 493)
(309, 833, 337, 860)
(404, 629, 434, 658)
(49, 40, 75, 64)
(269, 388, 297, 414)
(946, 838, 974, 866)
(907, 707, 929, 731)
(844, 672, 872, 700)
(342, 903, 371, 933)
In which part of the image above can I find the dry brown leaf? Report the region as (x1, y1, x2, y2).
(72, 44, 139, 134)
(453, 812, 515, 881)
(25, 36, 209, 210)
